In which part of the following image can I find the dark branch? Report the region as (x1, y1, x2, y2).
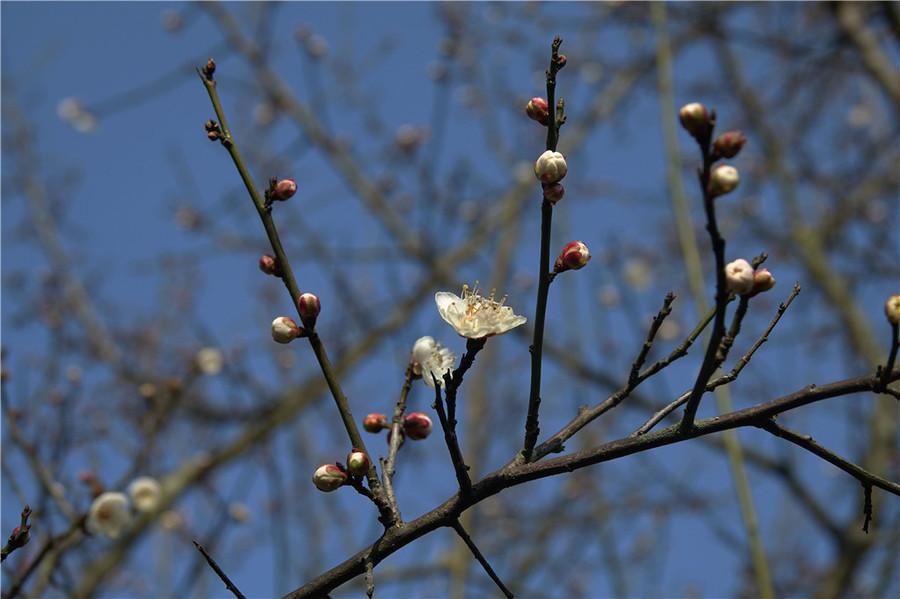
(193, 540, 247, 599)
(450, 519, 514, 598)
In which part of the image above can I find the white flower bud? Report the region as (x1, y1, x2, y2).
(346, 450, 370, 476)
(885, 295, 900, 325)
(534, 150, 568, 184)
(709, 165, 740, 197)
(127, 477, 162, 513)
(725, 259, 755, 295)
(312, 464, 347, 492)
(87, 492, 131, 539)
(271, 316, 301, 344)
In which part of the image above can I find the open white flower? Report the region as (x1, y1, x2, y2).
(87, 492, 131, 539)
(411, 336, 456, 388)
(435, 284, 527, 339)
(127, 477, 162, 513)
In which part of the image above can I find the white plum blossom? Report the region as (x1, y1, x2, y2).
(725, 259, 755, 295)
(87, 492, 131, 539)
(435, 284, 527, 339)
(411, 336, 456, 388)
(127, 477, 162, 513)
(195, 347, 223, 376)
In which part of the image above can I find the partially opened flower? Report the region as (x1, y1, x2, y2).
(725, 259, 755, 295)
(87, 492, 131, 539)
(127, 477, 162, 513)
(435, 284, 526, 339)
(411, 336, 456, 388)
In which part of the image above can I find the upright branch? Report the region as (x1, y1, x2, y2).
(522, 36, 567, 462)
(197, 60, 389, 519)
(381, 365, 414, 524)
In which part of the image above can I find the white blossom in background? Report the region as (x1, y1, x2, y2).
(87, 492, 131, 539)
(411, 336, 456, 388)
(435, 284, 526, 339)
(127, 477, 162, 513)
(56, 97, 97, 133)
(195, 347, 223, 376)
(725, 259, 755, 295)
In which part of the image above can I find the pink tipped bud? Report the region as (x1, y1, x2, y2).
(556, 54, 567, 69)
(312, 464, 347, 492)
(725, 259, 755, 296)
(363, 413, 389, 433)
(709, 164, 740, 197)
(297, 292, 321, 328)
(885, 295, 900, 325)
(542, 183, 565, 204)
(534, 150, 567, 184)
(554, 240, 591, 273)
(750, 268, 776, 296)
(271, 178, 297, 201)
(713, 131, 747, 159)
(403, 412, 432, 440)
(271, 316, 301, 344)
(346, 449, 370, 476)
(525, 97, 550, 126)
(679, 102, 710, 139)
(258, 254, 280, 276)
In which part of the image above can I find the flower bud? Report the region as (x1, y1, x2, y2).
(271, 178, 297, 201)
(709, 165, 740, 197)
(534, 150, 567, 184)
(556, 54, 567, 69)
(554, 240, 591, 273)
(346, 449, 370, 476)
(312, 464, 347, 492)
(885, 295, 900, 325)
(750, 268, 776, 296)
(403, 412, 432, 440)
(11, 526, 31, 547)
(713, 131, 747, 159)
(363, 413, 389, 433)
(525, 97, 550, 126)
(679, 102, 710, 139)
(297, 292, 321, 328)
(542, 183, 565, 204)
(259, 254, 280, 276)
(271, 316, 301, 344)
(127, 477, 162, 513)
(725, 259, 755, 295)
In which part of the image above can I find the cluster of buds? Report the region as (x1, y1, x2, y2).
(362, 411, 433, 442)
(885, 295, 900, 325)
(204, 119, 222, 142)
(271, 316, 306, 344)
(725, 259, 776, 297)
(311, 449, 372, 493)
(267, 177, 297, 202)
(525, 97, 550, 126)
(297, 292, 321, 329)
(553, 240, 591, 274)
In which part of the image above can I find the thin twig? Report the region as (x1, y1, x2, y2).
(628, 292, 676, 386)
(192, 540, 247, 599)
(862, 482, 873, 534)
(879, 322, 898, 391)
(450, 519, 514, 599)
(434, 377, 472, 496)
(522, 36, 565, 462)
(382, 365, 414, 524)
(1, 505, 32, 562)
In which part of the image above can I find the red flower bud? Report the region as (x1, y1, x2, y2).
(258, 254, 280, 276)
(363, 413, 389, 433)
(271, 178, 297, 201)
(556, 54, 567, 69)
(297, 292, 321, 328)
(525, 97, 550, 126)
(542, 183, 565, 204)
(713, 131, 747, 159)
(554, 240, 591, 273)
(403, 412, 432, 440)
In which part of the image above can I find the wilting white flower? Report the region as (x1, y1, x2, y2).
(87, 492, 131, 539)
(725, 259, 755, 295)
(435, 284, 527, 339)
(411, 336, 456, 388)
(195, 347, 223, 376)
(127, 477, 162, 513)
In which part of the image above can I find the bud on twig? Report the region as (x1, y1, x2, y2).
(725, 259, 755, 296)
(709, 165, 740, 197)
(312, 464, 347, 492)
(403, 412, 433, 440)
(554, 240, 591, 273)
(363, 413, 389, 433)
(270, 178, 297, 202)
(258, 254, 280, 276)
(679, 102, 710, 139)
(346, 449, 370, 476)
(542, 183, 565, 204)
(750, 268, 776, 296)
(271, 316, 302, 344)
(297, 293, 321, 329)
(525, 97, 550, 126)
(534, 150, 567, 184)
(713, 131, 747, 159)
(885, 295, 900, 325)
(202, 58, 216, 80)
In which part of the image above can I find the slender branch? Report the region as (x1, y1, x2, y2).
(450, 519, 514, 599)
(628, 292, 676, 386)
(755, 419, 900, 497)
(382, 366, 414, 524)
(198, 64, 390, 519)
(879, 322, 898, 390)
(192, 540, 247, 599)
(433, 377, 472, 496)
(522, 37, 565, 462)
